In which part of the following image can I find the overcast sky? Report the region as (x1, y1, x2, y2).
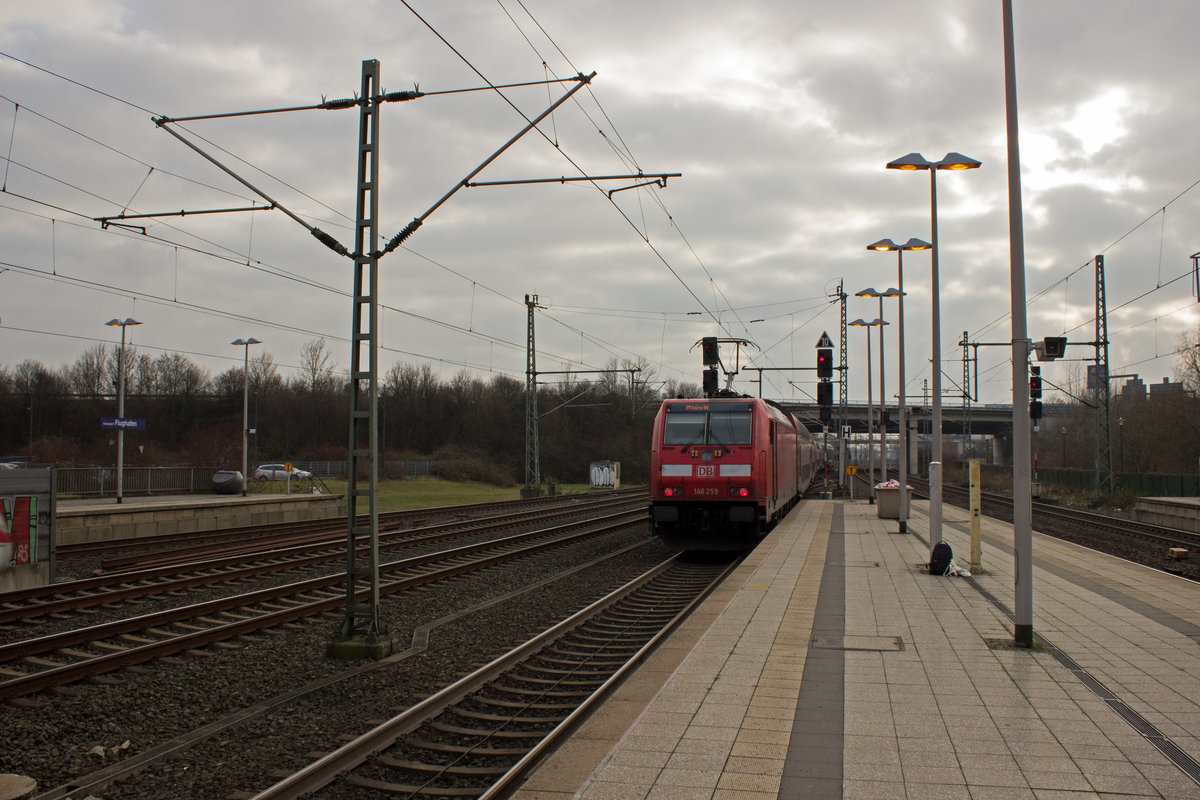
(1, 1, 1198, 409)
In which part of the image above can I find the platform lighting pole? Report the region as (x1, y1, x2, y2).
(867, 240, 929, 534)
(232, 338, 261, 496)
(887, 150, 981, 554)
(105, 317, 141, 504)
(1003, 0, 1034, 648)
(855, 289, 899, 486)
(849, 318, 887, 502)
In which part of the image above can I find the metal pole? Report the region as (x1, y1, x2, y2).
(897, 250, 908, 534)
(867, 325, 875, 503)
(116, 324, 126, 505)
(929, 167, 943, 549)
(878, 297, 887, 484)
(242, 344, 249, 495)
(1003, 0, 1034, 648)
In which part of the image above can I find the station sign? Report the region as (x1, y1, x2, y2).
(100, 417, 147, 431)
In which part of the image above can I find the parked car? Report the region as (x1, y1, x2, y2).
(253, 463, 312, 481)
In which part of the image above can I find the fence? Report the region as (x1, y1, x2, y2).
(982, 465, 1200, 497)
(298, 460, 436, 479)
(56, 467, 218, 497)
(54, 459, 438, 497)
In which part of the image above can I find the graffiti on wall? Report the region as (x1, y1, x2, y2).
(0, 495, 38, 570)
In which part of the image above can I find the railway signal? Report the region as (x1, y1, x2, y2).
(816, 347, 833, 379)
(1029, 366, 1043, 419)
(701, 336, 719, 366)
(817, 380, 833, 421)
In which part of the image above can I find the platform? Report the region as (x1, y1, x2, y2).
(1134, 496, 1200, 535)
(511, 495, 1200, 799)
(55, 491, 344, 546)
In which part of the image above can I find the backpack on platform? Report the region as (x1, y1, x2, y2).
(929, 541, 953, 575)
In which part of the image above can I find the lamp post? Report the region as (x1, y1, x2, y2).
(849, 317, 889, 503)
(232, 337, 262, 496)
(105, 317, 142, 504)
(856, 288, 901, 487)
(1061, 426, 1067, 467)
(867, 238, 930, 534)
(887, 151, 981, 551)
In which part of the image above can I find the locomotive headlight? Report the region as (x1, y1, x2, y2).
(663, 487, 678, 497)
(731, 487, 750, 498)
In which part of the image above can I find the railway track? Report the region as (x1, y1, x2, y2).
(18, 526, 664, 800)
(0, 506, 645, 702)
(54, 487, 645, 559)
(901, 476, 1200, 579)
(2, 495, 644, 624)
(248, 554, 736, 800)
(906, 476, 1200, 550)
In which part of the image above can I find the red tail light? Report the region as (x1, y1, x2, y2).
(663, 487, 677, 497)
(731, 487, 750, 498)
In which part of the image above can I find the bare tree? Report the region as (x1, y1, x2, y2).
(131, 352, 157, 395)
(154, 352, 210, 397)
(296, 338, 337, 394)
(105, 345, 141, 396)
(12, 359, 53, 395)
(63, 344, 110, 397)
(249, 351, 284, 394)
(1175, 327, 1200, 393)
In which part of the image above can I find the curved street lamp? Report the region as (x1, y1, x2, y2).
(232, 338, 262, 496)
(866, 238, 930, 534)
(887, 151, 981, 550)
(105, 317, 142, 504)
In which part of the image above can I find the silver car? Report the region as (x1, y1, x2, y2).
(253, 463, 312, 481)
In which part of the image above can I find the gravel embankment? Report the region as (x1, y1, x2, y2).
(1, 526, 670, 799)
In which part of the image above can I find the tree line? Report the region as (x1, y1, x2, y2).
(0, 339, 696, 486)
(4, 330, 1196, 483)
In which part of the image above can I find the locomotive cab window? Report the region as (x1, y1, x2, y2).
(709, 410, 752, 445)
(663, 412, 707, 445)
(663, 405, 753, 446)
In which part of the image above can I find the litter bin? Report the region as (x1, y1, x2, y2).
(875, 486, 911, 519)
(212, 470, 244, 495)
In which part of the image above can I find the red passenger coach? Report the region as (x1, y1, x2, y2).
(649, 397, 818, 551)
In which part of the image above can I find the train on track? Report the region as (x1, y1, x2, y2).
(649, 396, 822, 550)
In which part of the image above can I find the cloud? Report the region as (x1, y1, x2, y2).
(1, 0, 1198, 405)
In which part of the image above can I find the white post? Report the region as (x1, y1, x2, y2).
(1004, 0, 1034, 647)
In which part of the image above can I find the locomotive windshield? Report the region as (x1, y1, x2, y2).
(663, 405, 753, 446)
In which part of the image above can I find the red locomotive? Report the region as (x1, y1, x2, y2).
(649, 396, 820, 550)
